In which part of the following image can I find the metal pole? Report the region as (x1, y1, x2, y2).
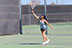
(61, 0, 64, 4)
(56, 0, 58, 5)
(44, 0, 47, 15)
(44, 0, 47, 35)
(20, 0, 23, 34)
(29, 5, 31, 25)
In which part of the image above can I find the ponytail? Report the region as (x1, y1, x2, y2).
(44, 15, 48, 22)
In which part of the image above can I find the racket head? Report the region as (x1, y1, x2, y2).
(30, 0, 40, 9)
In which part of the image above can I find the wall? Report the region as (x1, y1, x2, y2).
(0, 0, 20, 35)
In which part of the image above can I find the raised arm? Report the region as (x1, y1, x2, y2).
(32, 10, 39, 19)
(44, 20, 54, 29)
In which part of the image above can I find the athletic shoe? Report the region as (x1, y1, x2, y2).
(42, 39, 50, 45)
(42, 42, 47, 45)
(46, 39, 50, 44)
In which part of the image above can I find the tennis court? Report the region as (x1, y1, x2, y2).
(0, 22, 72, 48)
(23, 22, 72, 35)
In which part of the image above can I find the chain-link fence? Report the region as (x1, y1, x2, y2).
(22, 5, 72, 25)
(22, 5, 72, 35)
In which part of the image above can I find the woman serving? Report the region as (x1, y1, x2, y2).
(32, 10, 54, 45)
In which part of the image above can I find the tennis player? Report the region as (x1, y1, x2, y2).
(32, 10, 54, 45)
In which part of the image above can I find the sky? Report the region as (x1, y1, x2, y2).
(21, 0, 72, 5)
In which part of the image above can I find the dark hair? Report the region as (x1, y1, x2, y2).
(43, 15, 48, 25)
(40, 14, 48, 22)
(39, 15, 48, 25)
(43, 15, 48, 22)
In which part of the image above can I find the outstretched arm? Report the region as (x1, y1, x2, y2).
(32, 10, 39, 20)
(44, 20, 54, 29)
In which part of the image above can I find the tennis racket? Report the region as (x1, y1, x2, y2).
(30, 0, 40, 9)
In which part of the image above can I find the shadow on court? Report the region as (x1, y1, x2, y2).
(19, 43, 42, 45)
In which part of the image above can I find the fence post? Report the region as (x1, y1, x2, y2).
(20, 0, 23, 34)
(44, 0, 48, 35)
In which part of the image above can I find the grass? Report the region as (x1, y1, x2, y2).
(0, 22, 72, 48)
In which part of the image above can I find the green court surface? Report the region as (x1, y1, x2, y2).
(0, 22, 72, 48)
(0, 35, 72, 48)
(23, 22, 72, 35)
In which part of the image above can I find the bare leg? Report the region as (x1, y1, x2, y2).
(42, 30, 48, 42)
(45, 35, 48, 41)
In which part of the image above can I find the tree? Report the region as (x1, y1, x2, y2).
(50, 2, 56, 5)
